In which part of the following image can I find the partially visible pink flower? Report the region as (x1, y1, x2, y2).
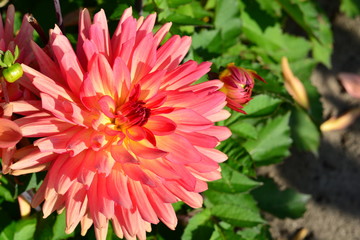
(0, 5, 37, 173)
(13, 7, 231, 240)
(219, 63, 264, 113)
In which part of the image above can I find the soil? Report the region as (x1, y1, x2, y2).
(259, 2, 360, 240)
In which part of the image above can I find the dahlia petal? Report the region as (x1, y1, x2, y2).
(11, 100, 42, 115)
(111, 145, 138, 164)
(112, 17, 137, 63)
(198, 126, 232, 141)
(131, 33, 157, 82)
(16, 115, 72, 137)
(97, 174, 115, 219)
(31, 41, 64, 84)
(164, 181, 203, 208)
(126, 126, 147, 142)
(66, 128, 93, 156)
(165, 109, 213, 132)
(77, 150, 97, 187)
(41, 93, 91, 127)
(111, 217, 124, 239)
(106, 167, 132, 208)
(206, 109, 231, 122)
(195, 146, 228, 163)
(98, 95, 116, 118)
(22, 64, 76, 102)
(176, 131, 219, 148)
(1, 147, 15, 174)
(157, 134, 201, 163)
(42, 189, 65, 218)
(34, 126, 79, 154)
(113, 57, 131, 103)
(94, 223, 109, 240)
(145, 116, 176, 136)
(154, 22, 172, 46)
(77, 9, 91, 68)
(88, 175, 108, 228)
(11, 162, 50, 176)
(14, 15, 34, 64)
(65, 182, 88, 233)
(80, 213, 94, 236)
(0, 118, 22, 148)
(136, 13, 156, 44)
(138, 70, 166, 99)
(52, 33, 84, 95)
(153, 35, 191, 72)
(141, 158, 179, 180)
(92, 9, 111, 58)
(128, 180, 159, 224)
(145, 188, 177, 230)
(31, 174, 49, 208)
(4, 4, 14, 44)
(123, 163, 156, 186)
(11, 149, 56, 170)
(95, 150, 115, 176)
(55, 152, 85, 194)
(128, 140, 167, 159)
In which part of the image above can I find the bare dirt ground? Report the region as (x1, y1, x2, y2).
(259, 2, 360, 240)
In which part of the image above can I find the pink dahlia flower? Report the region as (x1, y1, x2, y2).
(13, 7, 231, 240)
(219, 63, 265, 113)
(0, 4, 37, 173)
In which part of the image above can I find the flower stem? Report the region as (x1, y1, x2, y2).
(135, 0, 143, 16)
(27, 15, 49, 45)
(1, 77, 9, 103)
(53, 0, 65, 33)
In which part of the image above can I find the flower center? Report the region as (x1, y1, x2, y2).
(116, 100, 150, 128)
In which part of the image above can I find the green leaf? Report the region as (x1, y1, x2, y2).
(211, 204, 265, 227)
(290, 107, 320, 154)
(242, 94, 283, 117)
(0, 175, 15, 202)
(192, 29, 222, 54)
(252, 177, 310, 219)
(209, 224, 239, 240)
(230, 121, 258, 139)
(3, 51, 14, 67)
(340, 0, 360, 18)
(238, 225, 273, 240)
(205, 191, 259, 212)
(243, 112, 292, 165)
(217, 140, 255, 176)
(181, 209, 214, 240)
(52, 212, 74, 240)
(14, 46, 19, 62)
(208, 164, 260, 193)
(0, 217, 37, 240)
(214, 0, 242, 49)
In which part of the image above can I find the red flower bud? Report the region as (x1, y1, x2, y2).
(219, 63, 265, 113)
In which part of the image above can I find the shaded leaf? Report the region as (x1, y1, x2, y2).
(252, 177, 310, 219)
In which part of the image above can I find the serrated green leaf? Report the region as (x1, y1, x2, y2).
(209, 224, 239, 240)
(243, 112, 292, 165)
(242, 94, 283, 117)
(205, 191, 259, 212)
(211, 204, 265, 227)
(230, 121, 258, 139)
(290, 107, 320, 154)
(208, 164, 260, 193)
(181, 209, 213, 240)
(167, 0, 192, 8)
(252, 177, 310, 219)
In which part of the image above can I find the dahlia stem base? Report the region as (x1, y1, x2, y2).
(1, 77, 10, 103)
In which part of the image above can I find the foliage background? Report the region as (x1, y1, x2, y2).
(1, 0, 358, 239)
